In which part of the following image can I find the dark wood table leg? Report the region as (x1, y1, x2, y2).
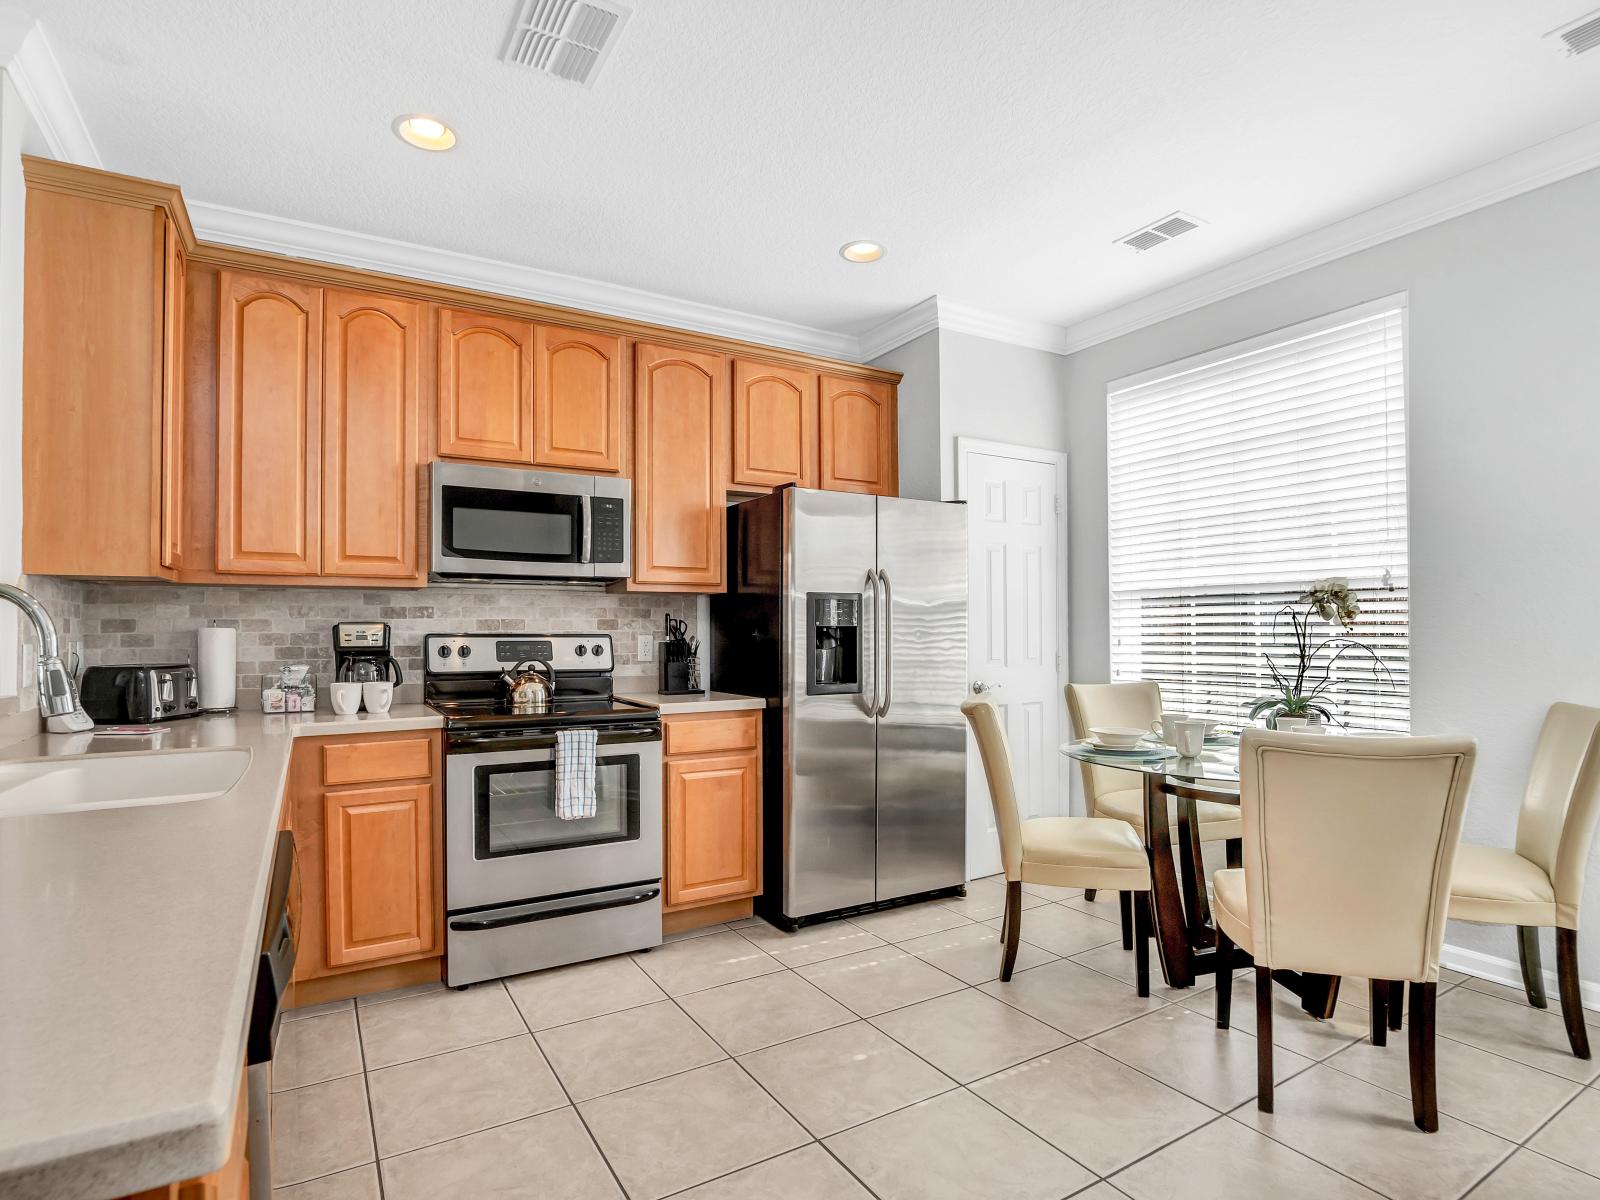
(1270, 969, 1343, 1018)
(1143, 772, 1194, 988)
(1174, 791, 1213, 950)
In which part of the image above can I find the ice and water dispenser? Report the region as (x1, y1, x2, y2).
(806, 592, 862, 695)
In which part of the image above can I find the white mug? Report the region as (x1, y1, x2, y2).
(1150, 712, 1189, 745)
(1275, 716, 1311, 732)
(330, 682, 363, 716)
(361, 682, 394, 714)
(1174, 719, 1208, 758)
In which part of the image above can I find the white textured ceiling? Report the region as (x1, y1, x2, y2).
(20, 0, 1600, 338)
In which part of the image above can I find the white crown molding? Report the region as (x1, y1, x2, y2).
(1058, 116, 1600, 355)
(856, 296, 940, 361)
(186, 199, 861, 361)
(0, 20, 99, 167)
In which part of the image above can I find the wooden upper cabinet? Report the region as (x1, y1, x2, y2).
(159, 225, 187, 570)
(321, 289, 423, 579)
(437, 308, 535, 463)
(731, 359, 816, 490)
(819, 374, 897, 496)
(632, 343, 730, 590)
(534, 325, 624, 473)
(323, 782, 435, 968)
(215, 271, 323, 574)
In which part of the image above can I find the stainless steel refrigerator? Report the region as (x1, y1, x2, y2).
(711, 487, 967, 928)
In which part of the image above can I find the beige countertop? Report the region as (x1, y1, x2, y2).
(0, 706, 442, 1200)
(613, 679, 766, 715)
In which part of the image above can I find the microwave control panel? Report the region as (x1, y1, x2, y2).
(590, 496, 626, 563)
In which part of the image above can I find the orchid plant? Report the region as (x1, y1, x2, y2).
(1247, 577, 1390, 727)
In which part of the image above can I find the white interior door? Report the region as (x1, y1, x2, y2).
(962, 445, 1065, 879)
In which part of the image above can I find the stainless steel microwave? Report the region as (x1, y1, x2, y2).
(430, 462, 631, 582)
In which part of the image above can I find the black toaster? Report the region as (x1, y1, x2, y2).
(79, 664, 201, 724)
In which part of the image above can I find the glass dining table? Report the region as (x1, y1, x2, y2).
(1059, 736, 1343, 1017)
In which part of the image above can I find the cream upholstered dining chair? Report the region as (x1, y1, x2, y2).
(962, 694, 1154, 994)
(1447, 702, 1600, 1059)
(1065, 682, 1242, 943)
(1211, 729, 1476, 1132)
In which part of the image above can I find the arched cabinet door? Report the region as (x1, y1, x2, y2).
(534, 324, 624, 473)
(215, 272, 323, 574)
(437, 308, 535, 463)
(819, 374, 897, 496)
(633, 342, 730, 590)
(322, 289, 423, 579)
(731, 359, 817, 490)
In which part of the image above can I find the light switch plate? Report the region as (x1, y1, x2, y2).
(637, 634, 653, 662)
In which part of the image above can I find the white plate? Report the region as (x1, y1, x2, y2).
(1084, 740, 1177, 758)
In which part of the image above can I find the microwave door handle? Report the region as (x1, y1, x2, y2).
(580, 495, 594, 563)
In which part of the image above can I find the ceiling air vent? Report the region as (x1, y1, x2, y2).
(1547, 8, 1600, 56)
(1116, 211, 1205, 253)
(502, 0, 631, 86)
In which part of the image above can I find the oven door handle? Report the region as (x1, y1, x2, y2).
(449, 885, 662, 932)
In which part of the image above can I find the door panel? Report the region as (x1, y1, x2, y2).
(731, 359, 816, 489)
(874, 496, 968, 901)
(666, 753, 759, 908)
(323, 782, 434, 967)
(963, 450, 1063, 877)
(819, 374, 896, 495)
(632, 342, 729, 589)
(215, 272, 322, 574)
(438, 308, 535, 463)
(534, 324, 623, 473)
(322, 289, 422, 579)
(787, 488, 879, 917)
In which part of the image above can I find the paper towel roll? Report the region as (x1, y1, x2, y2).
(198, 624, 238, 711)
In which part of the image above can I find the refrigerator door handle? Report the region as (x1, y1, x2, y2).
(864, 569, 880, 714)
(877, 567, 893, 717)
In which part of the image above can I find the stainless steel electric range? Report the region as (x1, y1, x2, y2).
(424, 633, 663, 987)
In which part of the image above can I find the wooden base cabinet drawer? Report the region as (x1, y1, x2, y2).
(666, 753, 759, 909)
(662, 713, 758, 757)
(322, 736, 433, 786)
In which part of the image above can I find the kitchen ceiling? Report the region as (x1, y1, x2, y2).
(19, 0, 1600, 343)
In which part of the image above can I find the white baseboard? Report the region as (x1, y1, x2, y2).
(1440, 941, 1600, 1013)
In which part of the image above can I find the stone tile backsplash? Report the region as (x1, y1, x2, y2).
(61, 580, 697, 701)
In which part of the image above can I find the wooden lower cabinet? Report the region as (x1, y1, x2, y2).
(662, 712, 761, 913)
(288, 731, 443, 995)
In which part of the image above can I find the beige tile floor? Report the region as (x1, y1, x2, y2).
(271, 875, 1600, 1199)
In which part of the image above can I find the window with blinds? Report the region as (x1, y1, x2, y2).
(1106, 297, 1410, 733)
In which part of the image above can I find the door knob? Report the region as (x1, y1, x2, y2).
(972, 680, 1001, 694)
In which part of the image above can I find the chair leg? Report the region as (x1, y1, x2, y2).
(1407, 981, 1438, 1132)
(999, 881, 1022, 983)
(1370, 978, 1388, 1047)
(1119, 890, 1134, 951)
(1556, 928, 1591, 1059)
(1225, 837, 1242, 870)
(1518, 925, 1549, 1009)
(1388, 980, 1405, 1031)
(1134, 891, 1152, 998)
(1255, 967, 1274, 1113)
(1084, 888, 1096, 902)
(1215, 928, 1233, 1028)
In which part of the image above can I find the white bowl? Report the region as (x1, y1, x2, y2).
(1089, 726, 1147, 749)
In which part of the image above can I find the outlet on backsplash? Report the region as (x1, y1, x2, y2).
(637, 634, 653, 662)
(50, 580, 697, 701)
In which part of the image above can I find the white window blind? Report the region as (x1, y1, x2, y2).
(1106, 298, 1410, 733)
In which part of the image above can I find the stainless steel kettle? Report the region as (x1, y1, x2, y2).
(500, 660, 554, 713)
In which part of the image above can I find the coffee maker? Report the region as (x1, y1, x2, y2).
(332, 622, 405, 685)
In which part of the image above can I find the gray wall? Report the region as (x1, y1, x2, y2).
(872, 329, 942, 501)
(1061, 164, 1600, 985)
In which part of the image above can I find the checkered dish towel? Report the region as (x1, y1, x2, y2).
(555, 727, 599, 820)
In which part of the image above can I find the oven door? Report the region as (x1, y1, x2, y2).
(445, 725, 662, 910)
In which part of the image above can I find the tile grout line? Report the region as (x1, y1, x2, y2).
(348, 988, 384, 1200)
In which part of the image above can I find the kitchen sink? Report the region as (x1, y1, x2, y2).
(0, 747, 252, 819)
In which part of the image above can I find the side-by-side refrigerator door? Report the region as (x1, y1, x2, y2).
(874, 496, 968, 902)
(786, 488, 880, 918)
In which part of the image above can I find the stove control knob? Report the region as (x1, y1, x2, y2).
(458, 644, 472, 659)
(591, 643, 605, 658)
(575, 644, 588, 657)
(436, 644, 452, 658)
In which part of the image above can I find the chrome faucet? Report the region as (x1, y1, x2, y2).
(0, 582, 93, 733)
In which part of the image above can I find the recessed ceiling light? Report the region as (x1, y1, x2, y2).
(839, 240, 885, 263)
(393, 114, 457, 151)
